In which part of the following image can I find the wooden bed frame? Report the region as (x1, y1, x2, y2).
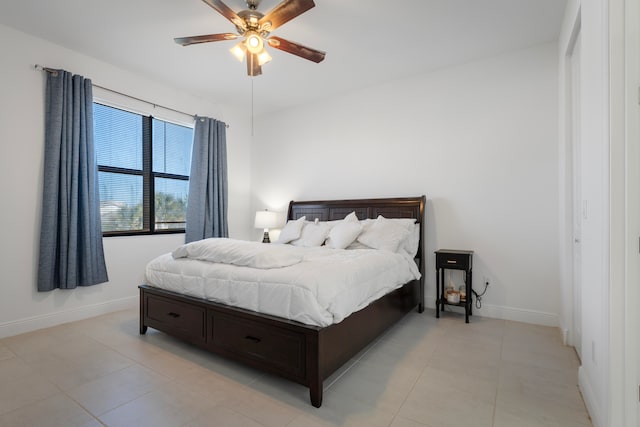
(139, 196, 426, 407)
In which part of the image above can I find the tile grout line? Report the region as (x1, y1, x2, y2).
(62, 390, 108, 427)
(491, 319, 507, 427)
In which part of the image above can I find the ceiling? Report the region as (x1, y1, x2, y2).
(0, 0, 567, 116)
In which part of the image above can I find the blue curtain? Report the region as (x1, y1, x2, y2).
(185, 117, 228, 243)
(38, 70, 108, 291)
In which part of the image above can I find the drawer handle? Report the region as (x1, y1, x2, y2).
(446, 260, 457, 264)
(244, 335, 261, 344)
(167, 312, 181, 318)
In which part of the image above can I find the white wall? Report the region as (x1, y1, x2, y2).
(252, 42, 561, 326)
(0, 24, 252, 338)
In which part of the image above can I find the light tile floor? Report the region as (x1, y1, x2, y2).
(0, 308, 592, 427)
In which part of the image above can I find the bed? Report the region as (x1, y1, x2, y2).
(139, 196, 426, 407)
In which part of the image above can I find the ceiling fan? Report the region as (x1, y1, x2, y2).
(175, 0, 326, 76)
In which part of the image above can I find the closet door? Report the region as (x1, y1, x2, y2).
(569, 28, 583, 359)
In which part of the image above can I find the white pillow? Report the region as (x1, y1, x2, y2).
(344, 218, 376, 250)
(291, 221, 332, 247)
(356, 215, 411, 252)
(276, 216, 306, 244)
(400, 223, 420, 257)
(359, 218, 374, 231)
(325, 212, 362, 249)
(383, 218, 419, 257)
(343, 211, 359, 222)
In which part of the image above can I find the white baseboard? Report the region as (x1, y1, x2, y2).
(424, 296, 559, 327)
(0, 296, 137, 339)
(579, 366, 602, 427)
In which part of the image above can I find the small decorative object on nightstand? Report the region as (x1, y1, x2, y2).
(435, 249, 474, 323)
(254, 210, 279, 243)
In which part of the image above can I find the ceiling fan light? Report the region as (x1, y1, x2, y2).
(245, 32, 263, 54)
(230, 42, 246, 62)
(257, 49, 272, 66)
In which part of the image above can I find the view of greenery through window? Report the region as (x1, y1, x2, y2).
(94, 103, 193, 234)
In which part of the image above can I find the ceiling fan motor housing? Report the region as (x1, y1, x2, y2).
(237, 9, 266, 34)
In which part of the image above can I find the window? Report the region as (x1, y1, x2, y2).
(94, 103, 193, 236)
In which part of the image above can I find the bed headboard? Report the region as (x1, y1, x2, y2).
(287, 196, 426, 261)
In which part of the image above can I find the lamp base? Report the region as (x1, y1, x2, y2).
(262, 231, 271, 243)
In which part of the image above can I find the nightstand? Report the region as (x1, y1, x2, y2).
(435, 249, 474, 323)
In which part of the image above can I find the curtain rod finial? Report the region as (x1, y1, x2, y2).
(34, 64, 58, 76)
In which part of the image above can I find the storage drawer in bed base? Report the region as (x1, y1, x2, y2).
(209, 312, 306, 379)
(142, 293, 206, 344)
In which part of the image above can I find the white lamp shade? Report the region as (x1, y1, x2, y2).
(254, 210, 279, 229)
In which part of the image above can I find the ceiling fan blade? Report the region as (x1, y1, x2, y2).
(174, 33, 239, 46)
(259, 0, 315, 32)
(201, 0, 246, 30)
(247, 52, 262, 76)
(267, 36, 325, 63)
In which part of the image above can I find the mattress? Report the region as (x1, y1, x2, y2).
(145, 239, 421, 327)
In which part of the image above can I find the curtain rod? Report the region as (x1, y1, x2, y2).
(34, 64, 229, 128)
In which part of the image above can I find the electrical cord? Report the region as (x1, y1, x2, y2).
(472, 282, 490, 309)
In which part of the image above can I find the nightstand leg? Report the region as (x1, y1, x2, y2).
(436, 268, 440, 318)
(468, 270, 473, 316)
(465, 269, 471, 323)
(441, 268, 444, 313)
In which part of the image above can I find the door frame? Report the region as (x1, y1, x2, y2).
(623, 0, 640, 423)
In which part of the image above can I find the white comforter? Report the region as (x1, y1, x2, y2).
(145, 238, 421, 327)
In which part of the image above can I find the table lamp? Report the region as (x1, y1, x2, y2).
(254, 210, 279, 243)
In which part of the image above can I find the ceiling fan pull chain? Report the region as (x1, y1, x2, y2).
(251, 77, 254, 136)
